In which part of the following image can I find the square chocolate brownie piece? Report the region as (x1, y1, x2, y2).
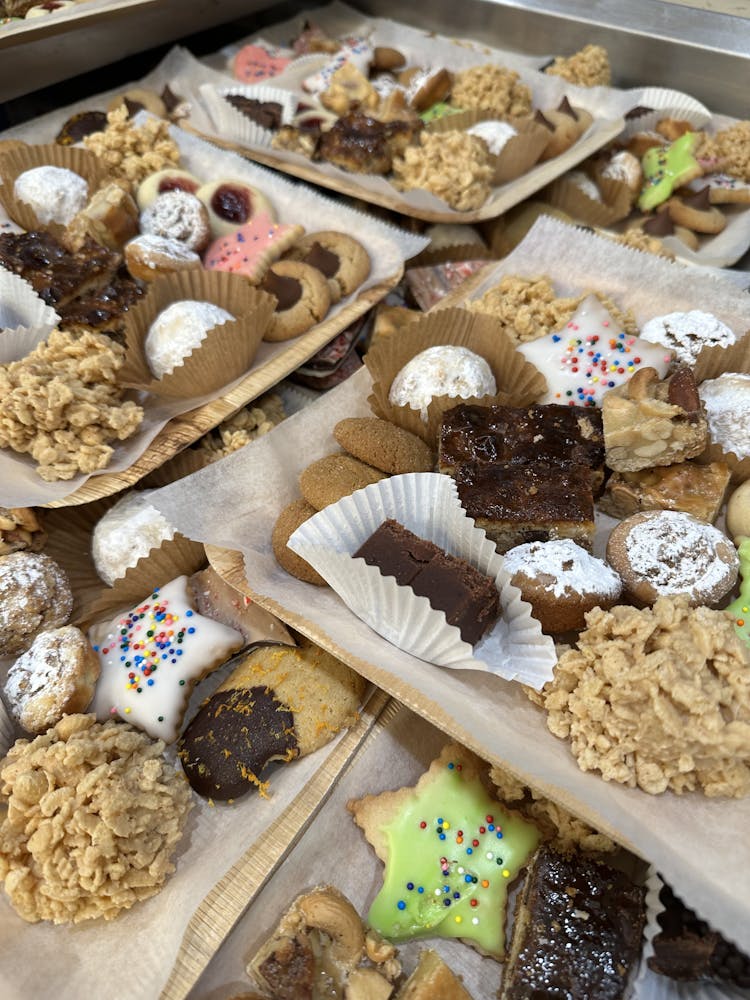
(501, 848, 646, 1000)
(454, 461, 595, 553)
(353, 519, 499, 644)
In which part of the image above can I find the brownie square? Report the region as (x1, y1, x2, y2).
(354, 518, 436, 586)
(502, 848, 646, 1000)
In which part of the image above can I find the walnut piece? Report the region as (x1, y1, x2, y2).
(0, 714, 191, 923)
(84, 105, 180, 185)
(392, 131, 492, 212)
(541, 596, 750, 796)
(0, 328, 143, 481)
(544, 44, 612, 87)
(450, 64, 532, 119)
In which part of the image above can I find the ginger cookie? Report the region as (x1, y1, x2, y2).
(261, 260, 331, 341)
(272, 499, 327, 586)
(286, 230, 370, 303)
(299, 454, 386, 510)
(334, 417, 434, 474)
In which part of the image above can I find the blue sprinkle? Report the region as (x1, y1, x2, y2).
(417, 887, 424, 894)
(466, 848, 473, 855)
(397, 900, 406, 911)
(406, 882, 414, 891)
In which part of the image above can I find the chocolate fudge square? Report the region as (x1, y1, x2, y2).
(439, 402, 604, 492)
(454, 461, 595, 553)
(502, 848, 646, 1000)
(353, 519, 499, 644)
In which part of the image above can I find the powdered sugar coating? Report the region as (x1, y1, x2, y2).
(0, 552, 73, 656)
(144, 299, 234, 378)
(389, 345, 497, 421)
(568, 170, 602, 202)
(600, 150, 641, 189)
(140, 190, 210, 251)
(92, 490, 176, 586)
(467, 120, 518, 156)
(641, 310, 735, 365)
(126, 234, 200, 266)
(14, 166, 88, 226)
(699, 372, 750, 459)
(504, 539, 621, 600)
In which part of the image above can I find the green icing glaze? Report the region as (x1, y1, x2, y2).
(420, 102, 463, 123)
(367, 758, 539, 956)
(727, 537, 750, 650)
(638, 132, 700, 211)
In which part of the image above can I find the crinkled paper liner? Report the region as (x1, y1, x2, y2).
(410, 241, 496, 268)
(620, 87, 713, 141)
(288, 472, 556, 686)
(200, 82, 298, 149)
(0, 142, 110, 241)
(120, 268, 275, 399)
(693, 332, 750, 484)
(545, 170, 633, 226)
(0, 266, 59, 361)
(365, 306, 547, 444)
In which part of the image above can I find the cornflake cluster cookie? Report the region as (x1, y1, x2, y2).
(0, 714, 191, 924)
(544, 44, 611, 87)
(392, 131, 493, 212)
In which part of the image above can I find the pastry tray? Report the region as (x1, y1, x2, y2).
(0, 0, 160, 50)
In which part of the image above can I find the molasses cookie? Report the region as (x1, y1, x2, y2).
(334, 417, 434, 474)
(261, 260, 331, 342)
(286, 231, 370, 303)
(272, 499, 327, 586)
(299, 454, 387, 510)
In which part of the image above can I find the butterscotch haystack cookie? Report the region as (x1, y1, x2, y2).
(84, 105, 180, 185)
(0, 714, 191, 923)
(699, 121, 750, 181)
(544, 44, 611, 87)
(489, 765, 615, 855)
(608, 226, 675, 259)
(467, 275, 638, 343)
(392, 131, 493, 212)
(450, 64, 533, 119)
(540, 596, 750, 797)
(197, 391, 285, 461)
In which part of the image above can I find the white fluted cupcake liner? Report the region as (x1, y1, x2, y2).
(0, 266, 59, 363)
(200, 83, 298, 148)
(288, 472, 556, 687)
(621, 88, 712, 140)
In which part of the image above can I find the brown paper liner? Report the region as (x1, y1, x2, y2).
(692, 331, 750, 483)
(410, 242, 497, 268)
(544, 172, 630, 227)
(138, 446, 214, 489)
(42, 498, 206, 627)
(0, 142, 110, 241)
(426, 111, 548, 186)
(365, 307, 547, 445)
(119, 268, 275, 399)
(594, 174, 636, 222)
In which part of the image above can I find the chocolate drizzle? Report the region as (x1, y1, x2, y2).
(262, 268, 303, 311)
(304, 241, 339, 278)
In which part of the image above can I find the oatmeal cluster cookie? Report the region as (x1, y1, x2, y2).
(540, 596, 750, 797)
(392, 131, 492, 212)
(0, 328, 143, 481)
(84, 105, 180, 185)
(0, 714, 191, 924)
(450, 64, 533, 119)
(698, 121, 750, 182)
(197, 391, 286, 461)
(608, 226, 675, 259)
(544, 44, 612, 87)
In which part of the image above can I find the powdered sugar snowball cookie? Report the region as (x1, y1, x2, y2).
(599, 150, 642, 195)
(4, 626, 100, 734)
(92, 490, 176, 586)
(144, 299, 234, 379)
(466, 120, 518, 156)
(503, 539, 622, 633)
(699, 373, 750, 459)
(13, 166, 88, 226)
(124, 234, 201, 282)
(388, 345, 497, 421)
(606, 509, 739, 607)
(567, 170, 602, 201)
(640, 310, 736, 366)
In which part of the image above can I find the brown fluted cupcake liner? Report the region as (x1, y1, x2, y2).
(544, 170, 632, 227)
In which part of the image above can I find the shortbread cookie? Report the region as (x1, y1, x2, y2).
(334, 417, 434, 474)
(179, 638, 365, 799)
(89, 576, 244, 743)
(261, 260, 331, 341)
(4, 626, 100, 733)
(0, 552, 73, 656)
(668, 186, 726, 234)
(349, 743, 539, 959)
(286, 231, 371, 303)
(701, 173, 750, 205)
(272, 498, 327, 586)
(299, 454, 387, 510)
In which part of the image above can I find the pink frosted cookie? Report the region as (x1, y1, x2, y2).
(518, 295, 673, 407)
(233, 43, 291, 83)
(89, 575, 244, 743)
(203, 212, 304, 282)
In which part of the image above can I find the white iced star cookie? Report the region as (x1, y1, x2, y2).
(89, 575, 243, 743)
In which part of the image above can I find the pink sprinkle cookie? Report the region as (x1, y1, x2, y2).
(203, 212, 304, 282)
(233, 42, 292, 83)
(518, 295, 673, 407)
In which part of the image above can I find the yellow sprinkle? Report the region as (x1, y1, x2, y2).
(502, 869, 510, 878)
(124, 708, 131, 714)
(443, 821, 450, 830)
(454, 915, 462, 924)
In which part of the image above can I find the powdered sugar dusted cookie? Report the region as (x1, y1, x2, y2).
(699, 372, 750, 459)
(89, 575, 243, 743)
(518, 295, 672, 407)
(144, 299, 234, 379)
(92, 490, 176, 586)
(389, 345, 496, 422)
(14, 166, 88, 227)
(640, 310, 735, 365)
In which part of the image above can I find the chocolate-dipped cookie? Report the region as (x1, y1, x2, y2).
(178, 640, 365, 800)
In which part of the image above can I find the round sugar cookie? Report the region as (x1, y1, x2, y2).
(261, 261, 331, 341)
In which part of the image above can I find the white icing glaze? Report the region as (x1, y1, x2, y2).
(92, 490, 176, 586)
(640, 310, 735, 365)
(518, 295, 672, 407)
(467, 120, 518, 156)
(389, 345, 496, 421)
(503, 539, 621, 600)
(14, 165, 87, 225)
(699, 372, 750, 459)
(145, 299, 234, 378)
(568, 170, 602, 202)
(89, 575, 243, 743)
(302, 37, 374, 94)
